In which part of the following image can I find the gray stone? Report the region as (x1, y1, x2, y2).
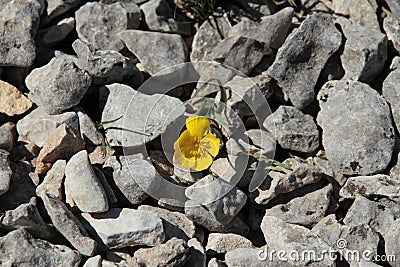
(317, 80, 395, 175)
(267, 13, 342, 109)
(228, 7, 293, 50)
(0, 161, 36, 210)
(337, 18, 387, 83)
(88, 145, 113, 165)
(83, 255, 102, 267)
(46, 0, 82, 22)
(80, 208, 165, 249)
(261, 215, 334, 266)
(0, 149, 11, 195)
(65, 150, 109, 213)
(138, 205, 196, 241)
(36, 160, 66, 199)
(332, 0, 380, 31)
(0, 123, 15, 152)
(264, 184, 333, 227)
(385, 219, 400, 264)
(134, 237, 189, 267)
(251, 73, 277, 99)
(190, 14, 231, 62)
(253, 158, 323, 205)
(0, 80, 33, 116)
(185, 175, 247, 225)
(245, 129, 275, 156)
(0, 128, 13, 151)
(29, 172, 39, 186)
(384, 16, 400, 54)
(174, 167, 204, 184)
(0, 0, 41, 67)
(206, 233, 254, 255)
(342, 227, 381, 264)
(75, 2, 141, 51)
(141, 0, 191, 36)
(100, 260, 117, 267)
(211, 35, 267, 75)
(210, 137, 257, 189)
(312, 215, 379, 264)
(0, 0, 11, 11)
(42, 193, 98, 256)
(208, 258, 227, 267)
(0, 229, 81, 267)
(307, 150, 347, 186)
(263, 106, 319, 154)
(76, 110, 102, 146)
(35, 123, 85, 174)
(209, 156, 254, 189)
(184, 200, 249, 236)
(100, 83, 185, 147)
(103, 154, 160, 204)
(219, 75, 275, 117)
(339, 175, 400, 199)
(26, 55, 92, 115)
(36, 17, 75, 46)
(387, 0, 400, 18)
(16, 108, 78, 147)
(389, 56, 400, 70)
(310, 214, 343, 248)
(119, 30, 188, 75)
(0, 200, 54, 240)
(64, 182, 76, 212)
(225, 247, 269, 267)
(383, 59, 400, 132)
(343, 196, 397, 240)
(72, 39, 143, 86)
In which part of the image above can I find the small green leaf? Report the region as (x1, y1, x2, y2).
(217, 79, 227, 105)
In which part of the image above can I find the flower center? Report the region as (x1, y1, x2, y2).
(193, 136, 200, 148)
(190, 135, 202, 158)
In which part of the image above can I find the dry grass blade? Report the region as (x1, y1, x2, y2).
(175, 0, 217, 24)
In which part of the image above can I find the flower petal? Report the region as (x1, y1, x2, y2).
(191, 153, 213, 171)
(186, 115, 210, 138)
(200, 133, 220, 157)
(174, 148, 196, 169)
(174, 130, 198, 169)
(174, 130, 195, 157)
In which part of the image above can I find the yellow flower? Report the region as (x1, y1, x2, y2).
(174, 115, 220, 171)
